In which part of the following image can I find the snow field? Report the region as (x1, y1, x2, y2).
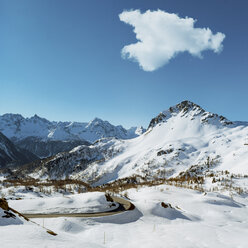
(1, 186, 248, 248)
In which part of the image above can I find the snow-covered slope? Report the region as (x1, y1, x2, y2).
(14, 101, 248, 191)
(17, 138, 126, 180)
(0, 203, 23, 226)
(0, 114, 144, 143)
(2, 186, 248, 248)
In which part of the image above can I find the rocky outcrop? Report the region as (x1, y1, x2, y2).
(0, 198, 9, 211)
(148, 100, 233, 129)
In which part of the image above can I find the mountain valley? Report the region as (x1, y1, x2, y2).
(1, 100, 248, 194)
(1, 100, 248, 248)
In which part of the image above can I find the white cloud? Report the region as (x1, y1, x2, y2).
(119, 9, 225, 71)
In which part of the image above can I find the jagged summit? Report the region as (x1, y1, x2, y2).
(0, 113, 141, 144)
(13, 99, 248, 186)
(171, 100, 204, 113)
(1, 113, 25, 123)
(88, 117, 105, 124)
(148, 100, 232, 129)
(0, 113, 143, 159)
(86, 117, 114, 130)
(3, 100, 248, 190)
(29, 114, 50, 122)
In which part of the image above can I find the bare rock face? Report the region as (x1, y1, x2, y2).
(161, 202, 173, 209)
(0, 198, 9, 211)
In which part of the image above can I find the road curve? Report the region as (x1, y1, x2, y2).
(22, 195, 135, 219)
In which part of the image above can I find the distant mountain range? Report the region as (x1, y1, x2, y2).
(8, 101, 248, 190)
(0, 114, 145, 158)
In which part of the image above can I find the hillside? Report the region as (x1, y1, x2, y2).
(8, 101, 248, 193)
(0, 132, 38, 168)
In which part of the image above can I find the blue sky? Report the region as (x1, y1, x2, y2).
(0, 0, 247, 128)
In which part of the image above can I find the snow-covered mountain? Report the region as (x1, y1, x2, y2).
(14, 101, 248, 191)
(0, 132, 38, 168)
(0, 114, 145, 158)
(0, 114, 144, 143)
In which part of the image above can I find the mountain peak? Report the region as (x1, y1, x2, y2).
(148, 100, 232, 129)
(173, 100, 204, 113)
(86, 117, 107, 128)
(90, 117, 105, 124)
(1, 113, 24, 121)
(0, 114, 141, 143)
(29, 114, 50, 123)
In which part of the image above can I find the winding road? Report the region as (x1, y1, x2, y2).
(22, 196, 134, 219)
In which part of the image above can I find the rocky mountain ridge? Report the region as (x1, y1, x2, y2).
(0, 114, 145, 158)
(148, 100, 233, 129)
(0, 114, 144, 142)
(9, 100, 248, 193)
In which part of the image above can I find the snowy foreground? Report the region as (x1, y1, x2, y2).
(1, 186, 248, 248)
